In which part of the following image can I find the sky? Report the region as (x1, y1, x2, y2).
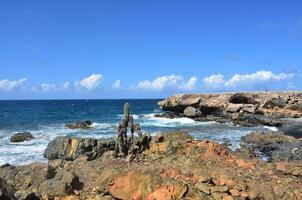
(0, 0, 302, 99)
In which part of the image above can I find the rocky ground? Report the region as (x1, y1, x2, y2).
(1, 131, 302, 200)
(157, 92, 302, 138)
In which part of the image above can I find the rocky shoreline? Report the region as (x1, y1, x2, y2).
(1, 94, 302, 200)
(158, 92, 302, 138)
(1, 131, 302, 200)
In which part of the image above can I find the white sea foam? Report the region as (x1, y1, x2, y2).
(90, 122, 113, 129)
(264, 126, 278, 132)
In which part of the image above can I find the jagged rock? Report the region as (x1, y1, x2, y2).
(65, 120, 92, 129)
(263, 97, 286, 109)
(38, 168, 81, 198)
(10, 132, 34, 142)
(241, 131, 302, 161)
(44, 136, 115, 161)
(0, 177, 16, 200)
(183, 106, 202, 118)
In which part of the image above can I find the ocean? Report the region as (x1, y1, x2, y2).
(0, 99, 274, 165)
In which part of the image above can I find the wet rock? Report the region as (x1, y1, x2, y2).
(44, 136, 115, 161)
(65, 120, 92, 129)
(0, 177, 16, 200)
(10, 132, 34, 142)
(154, 112, 179, 119)
(183, 106, 202, 118)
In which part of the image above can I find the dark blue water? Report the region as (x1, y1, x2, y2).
(0, 100, 273, 165)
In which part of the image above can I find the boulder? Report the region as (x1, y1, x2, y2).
(65, 120, 92, 129)
(10, 132, 34, 142)
(38, 168, 81, 198)
(183, 106, 202, 118)
(44, 136, 115, 161)
(226, 103, 244, 113)
(0, 177, 16, 200)
(280, 118, 302, 138)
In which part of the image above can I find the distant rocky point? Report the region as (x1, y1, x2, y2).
(158, 92, 302, 137)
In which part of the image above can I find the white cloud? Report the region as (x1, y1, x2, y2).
(225, 71, 293, 87)
(75, 74, 102, 90)
(179, 76, 198, 90)
(203, 71, 294, 89)
(0, 78, 27, 90)
(203, 74, 225, 89)
(62, 82, 70, 90)
(31, 82, 71, 93)
(135, 75, 197, 91)
(40, 83, 57, 92)
(112, 79, 122, 89)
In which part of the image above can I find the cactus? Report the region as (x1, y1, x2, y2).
(124, 102, 129, 122)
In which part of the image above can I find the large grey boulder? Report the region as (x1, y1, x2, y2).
(10, 132, 34, 143)
(44, 136, 116, 161)
(183, 106, 202, 118)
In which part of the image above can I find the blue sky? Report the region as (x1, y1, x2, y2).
(0, 0, 301, 99)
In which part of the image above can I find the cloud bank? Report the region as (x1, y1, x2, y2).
(0, 78, 27, 90)
(203, 71, 294, 89)
(135, 75, 197, 91)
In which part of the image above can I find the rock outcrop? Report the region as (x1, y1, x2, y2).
(241, 131, 302, 161)
(44, 137, 116, 161)
(10, 132, 34, 143)
(158, 92, 302, 134)
(65, 120, 92, 129)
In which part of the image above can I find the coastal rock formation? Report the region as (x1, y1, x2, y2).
(10, 132, 34, 143)
(1, 132, 302, 199)
(241, 131, 302, 161)
(44, 137, 116, 161)
(158, 92, 302, 132)
(65, 120, 92, 129)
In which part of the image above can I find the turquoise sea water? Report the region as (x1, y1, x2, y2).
(0, 99, 273, 165)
